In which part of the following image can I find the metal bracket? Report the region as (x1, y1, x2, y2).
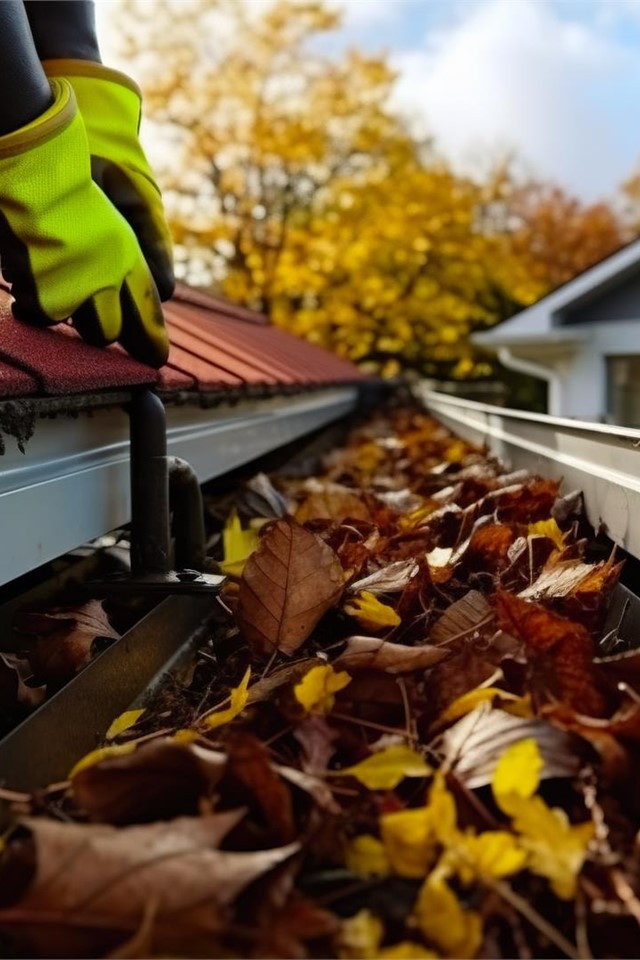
(89, 389, 224, 597)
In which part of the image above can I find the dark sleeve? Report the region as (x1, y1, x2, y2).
(0, 1, 52, 135)
(24, 0, 101, 63)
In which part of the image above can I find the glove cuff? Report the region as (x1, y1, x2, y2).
(42, 59, 142, 99)
(0, 79, 75, 160)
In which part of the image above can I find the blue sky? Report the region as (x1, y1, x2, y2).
(97, 0, 640, 202)
(333, 0, 640, 201)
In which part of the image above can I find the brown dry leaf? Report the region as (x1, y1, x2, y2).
(0, 814, 298, 942)
(293, 715, 339, 773)
(18, 601, 120, 687)
(72, 739, 226, 825)
(335, 636, 448, 674)
(428, 590, 494, 646)
(519, 558, 607, 601)
(0, 653, 46, 712)
(295, 482, 372, 524)
(236, 516, 344, 656)
(274, 764, 340, 813)
(246, 659, 315, 705)
(241, 472, 290, 519)
(496, 592, 610, 717)
(224, 733, 296, 844)
(440, 702, 581, 789)
(347, 560, 419, 595)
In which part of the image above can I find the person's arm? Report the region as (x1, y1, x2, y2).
(0, 1, 52, 135)
(24, 0, 101, 63)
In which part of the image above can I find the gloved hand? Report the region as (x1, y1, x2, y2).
(43, 59, 175, 302)
(0, 78, 169, 367)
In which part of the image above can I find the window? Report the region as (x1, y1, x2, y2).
(607, 356, 640, 427)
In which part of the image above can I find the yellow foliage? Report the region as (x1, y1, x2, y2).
(337, 909, 384, 960)
(379, 773, 453, 877)
(69, 742, 137, 779)
(414, 869, 483, 959)
(340, 744, 431, 791)
(220, 509, 259, 576)
(105, 708, 145, 741)
(450, 831, 527, 885)
(344, 834, 390, 877)
(294, 663, 351, 714)
(528, 518, 565, 550)
(203, 666, 251, 730)
(379, 944, 438, 959)
(343, 591, 401, 631)
(492, 739, 594, 899)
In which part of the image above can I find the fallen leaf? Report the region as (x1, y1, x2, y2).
(344, 834, 390, 877)
(451, 830, 526, 884)
(242, 472, 289, 518)
(528, 517, 565, 550)
(347, 560, 419, 595)
(220, 508, 260, 576)
(437, 686, 519, 725)
(274, 763, 340, 813)
(496, 592, 609, 717)
(18, 601, 120, 687)
(105, 709, 145, 741)
(339, 745, 431, 791)
(0, 814, 298, 948)
(69, 743, 138, 779)
(202, 666, 251, 729)
(0, 653, 45, 712)
(428, 590, 493, 646)
(224, 733, 296, 843)
(72, 740, 226, 824)
(414, 868, 483, 959)
(293, 714, 339, 773)
(296, 481, 373, 524)
(379, 942, 438, 958)
(492, 740, 593, 900)
(335, 636, 448, 674)
(236, 516, 344, 656)
(440, 703, 581, 789)
(343, 591, 401, 632)
(337, 909, 384, 960)
(294, 663, 351, 714)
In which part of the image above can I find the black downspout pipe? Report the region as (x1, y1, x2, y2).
(168, 456, 206, 571)
(128, 389, 171, 576)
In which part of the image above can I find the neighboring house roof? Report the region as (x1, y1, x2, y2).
(0, 282, 366, 400)
(475, 236, 640, 348)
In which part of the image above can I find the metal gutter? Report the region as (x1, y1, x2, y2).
(421, 388, 640, 561)
(0, 387, 358, 588)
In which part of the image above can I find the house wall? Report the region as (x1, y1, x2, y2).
(546, 320, 640, 420)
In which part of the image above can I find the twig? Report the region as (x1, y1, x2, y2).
(611, 868, 640, 927)
(331, 711, 419, 741)
(396, 677, 415, 740)
(485, 877, 580, 959)
(575, 887, 592, 960)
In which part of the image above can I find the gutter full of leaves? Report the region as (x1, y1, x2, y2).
(0, 403, 638, 959)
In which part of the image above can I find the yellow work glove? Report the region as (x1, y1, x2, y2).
(0, 78, 169, 367)
(44, 59, 175, 302)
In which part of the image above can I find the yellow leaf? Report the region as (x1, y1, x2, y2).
(203, 666, 251, 729)
(492, 738, 542, 815)
(294, 663, 351, 715)
(105, 708, 145, 741)
(502, 692, 534, 718)
(414, 870, 482, 958)
(528, 518, 565, 550)
(173, 729, 199, 743)
(452, 830, 527, 885)
(493, 740, 593, 899)
(438, 687, 503, 724)
(337, 909, 384, 960)
(220, 509, 259, 576)
(345, 834, 390, 878)
(343, 591, 401, 631)
(341, 745, 431, 791)
(69, 742, 137, 779)
(511, 795, 594, 899)
(379, 943, 438, 959)
(380, 806, 435, 878)
(428, 773, 458, 846)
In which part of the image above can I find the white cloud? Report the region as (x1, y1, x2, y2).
(390, 0, 635, 199)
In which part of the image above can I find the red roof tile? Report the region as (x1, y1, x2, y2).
(0, 285, 366, 400)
